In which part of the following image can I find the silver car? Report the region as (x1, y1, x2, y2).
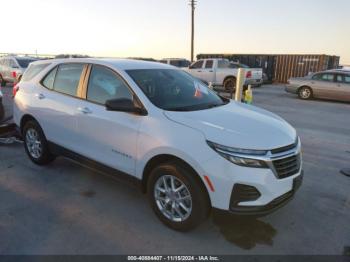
(0, 56, 38, 86)
(285, 70, 350, 102)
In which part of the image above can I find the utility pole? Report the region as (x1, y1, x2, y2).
(189, 0, 196, 62)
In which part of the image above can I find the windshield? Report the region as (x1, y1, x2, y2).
(15, 58, 37, 68)
(127, 69, 228, 111)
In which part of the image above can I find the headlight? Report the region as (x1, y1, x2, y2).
(207, 141, 268, 168)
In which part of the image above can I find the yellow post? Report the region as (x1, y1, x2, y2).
(244, 85, 253, 104)
(234, 68, 245, 101)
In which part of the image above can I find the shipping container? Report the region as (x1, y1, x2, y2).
(197, 54, 340, 83)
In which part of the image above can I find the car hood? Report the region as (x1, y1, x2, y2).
(164, 101, 297, 150)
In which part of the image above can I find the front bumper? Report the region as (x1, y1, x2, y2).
(285, 85, 299, 94)
(227, 171, 303, 216)
(201, 139, 303, 214)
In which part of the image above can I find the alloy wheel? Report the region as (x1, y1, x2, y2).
(154, 175, 192, 222)
(25, 128, 42, 159)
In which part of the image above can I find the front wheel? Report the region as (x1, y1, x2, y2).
(147, 161, 210, 231)
(23, 120, 55, 165)
(298, 86, 312, 100)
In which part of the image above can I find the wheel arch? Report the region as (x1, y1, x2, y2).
(20, 114, 38, 134)
(298, 85, 313, 93)
(141, 154, 212, 207)
(223, 75, 236, 85)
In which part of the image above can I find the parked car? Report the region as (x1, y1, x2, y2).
(14, 58, 303, 231)
(185, 59, 263, 91)
(160, 58, 191, 68)
(0, 56, 38, 86)
(286, 70, 350, 102)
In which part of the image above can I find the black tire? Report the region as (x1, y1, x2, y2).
(0, 75, 6, 87)
(223, 77, 236, 92)
(147, 161, 210, 231)
(23, 120, 55, 165)
(0, 100, 4, 121)
(298, 86, 313, 100)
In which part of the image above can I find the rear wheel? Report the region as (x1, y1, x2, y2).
(223, 77, 236, 92)
(23, 120, 55, 165)
(298, 86, 312, 100)
(147, 161, 210, 231)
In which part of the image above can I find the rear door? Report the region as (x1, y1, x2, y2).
(335, 74, 350, 101)
(75, 64, 143, 175)
(200, 59, 215, 83)
(34, 63, 87, 151)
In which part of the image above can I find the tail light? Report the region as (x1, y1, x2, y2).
(246, 71, 252, 78)
(13, 83, 19, 97)
(12, 71, 17, 78)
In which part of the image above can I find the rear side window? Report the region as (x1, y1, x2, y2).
(87, 65, 132, 104)
(42, 67, 58, 89)
(22, 63, 50, 82)
(53, 64, 84, 96)
(205, 60, 213, 69)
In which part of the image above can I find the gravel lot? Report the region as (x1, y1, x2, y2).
(0, 84, 349, 255)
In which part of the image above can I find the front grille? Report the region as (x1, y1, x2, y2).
(273, 154, 301, 179)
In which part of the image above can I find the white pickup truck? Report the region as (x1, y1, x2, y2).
(185, 58, 263, 91)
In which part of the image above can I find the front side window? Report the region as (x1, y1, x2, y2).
(321, 73, 335, 82)
(190, 61, 204, 69)
(22, 63, 50, 82)
(127, 69, 228, 111)
(52, 64, 84, 96)
(313, 73, 334, 82)
(87, 65, 133, 104)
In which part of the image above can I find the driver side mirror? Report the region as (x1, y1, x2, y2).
(105, 98, 147, 116)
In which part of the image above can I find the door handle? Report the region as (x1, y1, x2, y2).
(35, 93, 45, 100)
(209, 70, 213, 72)
(77, 107, 92, 114)
(197, 70, 202, 73)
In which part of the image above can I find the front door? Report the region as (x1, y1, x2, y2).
(75, 65, 142, 176)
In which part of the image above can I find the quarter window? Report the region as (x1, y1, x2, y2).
(42, 67, 58, 89)
(87, 65, 133, 104)
(53, 64, 84, 96)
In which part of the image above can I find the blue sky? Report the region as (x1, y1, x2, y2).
(1, 0, 349, 64)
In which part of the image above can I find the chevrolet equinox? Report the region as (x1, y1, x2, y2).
(14, 59, 303, 231)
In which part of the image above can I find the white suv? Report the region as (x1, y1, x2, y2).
(13, 59, 303, 231)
